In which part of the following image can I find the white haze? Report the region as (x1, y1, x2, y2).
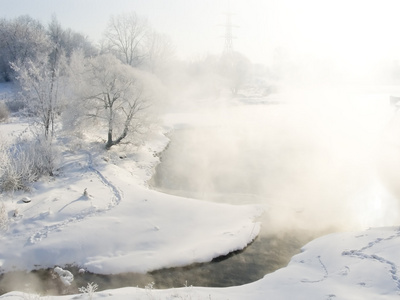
(156, 85, 400, 234)
(2, 1, 400, 67)
(149, 0, 400, 234)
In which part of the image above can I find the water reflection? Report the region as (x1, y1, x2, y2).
(0, 231, 314, 295)
(150, 230, 315, 288)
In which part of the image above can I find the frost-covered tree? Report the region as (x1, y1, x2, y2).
(0, 15, 49, 81)
(12, 51, 67, 138)
(102, 13, 150, 67)
(47, 16, 97, 61)
(73, 54, 155, 149)
(0, 15, 96, 82)
(219, 51, 251, 95)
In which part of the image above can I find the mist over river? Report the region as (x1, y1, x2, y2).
(153, 87, 400, 232)
(145, 86, 400, 287)
(2, 87, 400, 295)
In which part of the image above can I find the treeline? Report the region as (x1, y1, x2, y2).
(0, 15, 95, 82)
(0, 14, 175, 82)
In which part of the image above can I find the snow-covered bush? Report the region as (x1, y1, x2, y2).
(79, 282, 98, 300)
(145, 282, 156, 300)
(21, 293, 42, 300)
(31, 137, 61, 177)
(0, 102, 9, 122)
(5, 95, 26, 113)
(0, 202, 8, 232)
(54, 266, 74, 286)
(0, 143, 37, 192)
(0, 137, 61, 192)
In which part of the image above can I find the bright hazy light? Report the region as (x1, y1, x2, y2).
(226, 0, 400, 83)
(3, 0, 400, 68)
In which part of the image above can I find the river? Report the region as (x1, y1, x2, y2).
(1, 87, 399, 295)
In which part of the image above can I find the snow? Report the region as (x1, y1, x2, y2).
(7, 227, 398, 300)
(1, 84, 400, 299)
(0, 143, 262, 275)
(54, 267, 74, 286)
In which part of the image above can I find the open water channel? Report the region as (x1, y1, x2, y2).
(1, 88, 397, 295)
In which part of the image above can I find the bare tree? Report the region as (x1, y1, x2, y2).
(142, 30, 175, 76)
(75, 54, 152, 149)
(102, 13, 149, 67)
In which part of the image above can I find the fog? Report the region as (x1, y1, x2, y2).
(153, 86, 400, 233)
(148, 0, 400, 233)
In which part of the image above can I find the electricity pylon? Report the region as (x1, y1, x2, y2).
(222, 1, 238, 55)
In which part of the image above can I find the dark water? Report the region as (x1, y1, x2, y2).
(0, 231, 313, 295)
(149, 230, 315, 289)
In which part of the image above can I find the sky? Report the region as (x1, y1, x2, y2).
(2, 0, 400, 68)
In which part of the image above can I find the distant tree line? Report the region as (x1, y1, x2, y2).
(0, 15, 96, 82)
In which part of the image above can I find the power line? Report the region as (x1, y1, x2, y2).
(221, 1, 238, 55)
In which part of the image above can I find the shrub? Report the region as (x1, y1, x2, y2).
(79, 282, 98, 300)
(0, 102, 9, 122)
(5, 98, 26, 113)
(0, 202, 8, 232)
(0, 137, 61, 193)
(31, 137, 61, 177)
(0, 143, 35, 192)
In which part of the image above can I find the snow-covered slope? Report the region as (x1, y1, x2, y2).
(0, 81, 262, 276)
(0, 142, 262, 275)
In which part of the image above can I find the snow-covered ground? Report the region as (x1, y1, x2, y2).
(1, 84, 400, 299)
(4, 227, 400, 299)
(0, 144, 262, 274)
(0, 83, 263, 297)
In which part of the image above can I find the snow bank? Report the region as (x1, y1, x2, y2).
(0, 128, 262, 275)
(3, 227, 400, 299)
(0, 227, 400, 300)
